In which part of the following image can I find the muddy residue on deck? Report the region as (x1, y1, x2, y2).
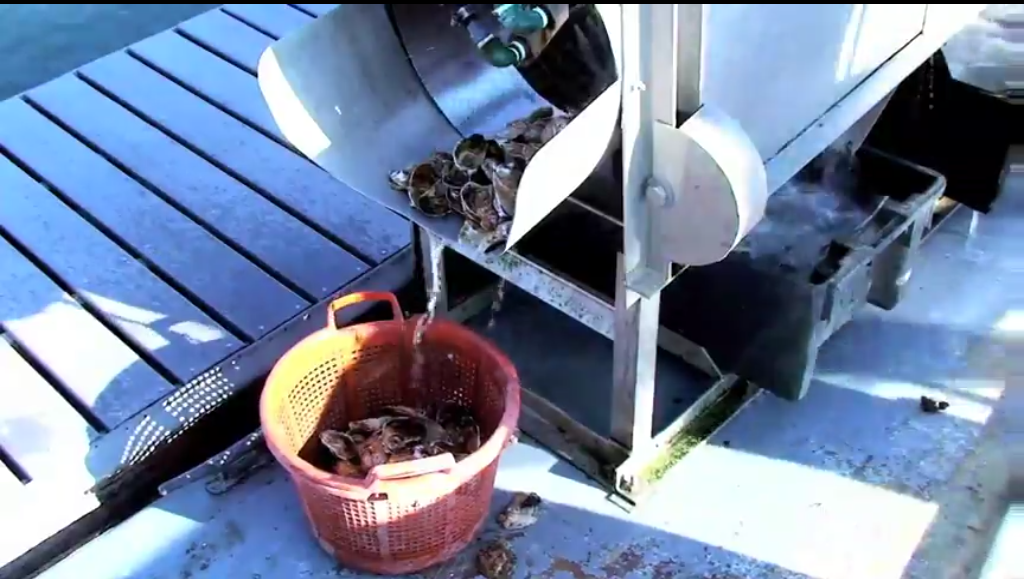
(534, 540, 693, 579)
(543, 557, 595, 579)
(599, 544, 644, 576)
(177, 519, 246, 579)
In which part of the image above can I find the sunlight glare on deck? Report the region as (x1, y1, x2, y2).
(652, 445, 939, 579)
(5, 297, 150, 410)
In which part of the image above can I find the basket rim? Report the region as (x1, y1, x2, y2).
(259, 316, 521, 498)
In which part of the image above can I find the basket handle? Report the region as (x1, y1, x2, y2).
(327, 291, 404, 330)
(361, 453, 456, 494)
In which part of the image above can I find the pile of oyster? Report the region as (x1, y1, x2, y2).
(316, 403, 481, 478)
(388, 106, 572, 251)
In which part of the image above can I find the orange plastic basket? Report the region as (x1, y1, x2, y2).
(259, 291, 521, 575)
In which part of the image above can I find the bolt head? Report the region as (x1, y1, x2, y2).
(646, 184, 669, 207)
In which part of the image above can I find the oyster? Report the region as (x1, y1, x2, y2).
(502, 118, 531, 141)
(453, 134, 489, 172)
(440, 163, 471, 212)
(500, 106, 552, 141)
(484, 138, 506, 163)
(476, 539, 516, 579)
(459, 182, 501, 233)
(407, 162, 450, 217)
(521, 120, 548, 143)
(314, 402, 482, 477)
(332, 461, 364, 478)
(540, 115, 571, 144)
(355, 431, 389, 471)
(387, 106, 574, 235)
(503, 141, 539, 164)
(482, 158, 521, 217)
(427, 151, 454, 173)
(387, 168, 411, 192)
(497, 491, 543, 530)
(381, 405, 430, 420)
(320, 430, 358, 462)
(526, 106, 554, 122)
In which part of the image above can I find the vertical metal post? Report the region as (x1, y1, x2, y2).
(610, 4, 680, 451)
(611, 255, 662, 450)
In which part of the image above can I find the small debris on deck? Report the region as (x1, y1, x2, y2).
(919, 395, 951, 414)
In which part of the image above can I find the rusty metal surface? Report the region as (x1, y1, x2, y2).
(38, 166, 1024, 578)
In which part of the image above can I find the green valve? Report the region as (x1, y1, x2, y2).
(477, 35, 529, 68)
(493, 4, 550, 35)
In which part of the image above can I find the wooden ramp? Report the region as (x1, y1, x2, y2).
(0, 4, 413, 574)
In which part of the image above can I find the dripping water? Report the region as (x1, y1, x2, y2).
(411, 237, 445, 387)
(487, 279, 508, 330)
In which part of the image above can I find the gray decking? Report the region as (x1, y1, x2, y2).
(0, 4, 412, 572)
(32, 156, 1024, 579)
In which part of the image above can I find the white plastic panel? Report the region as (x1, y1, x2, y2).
(700, 4, 929, 161)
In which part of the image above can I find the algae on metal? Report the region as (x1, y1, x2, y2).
(642, 384, 752, 483)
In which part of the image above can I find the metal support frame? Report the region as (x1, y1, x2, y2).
(408, 5, 746, 504)
(610, 4, 727, 499)
(415, 222, 740, 502)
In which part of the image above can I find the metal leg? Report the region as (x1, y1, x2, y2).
(416, 225, 501, 323)
(415, 226, 450, 316)
(610, 254, 661, 452)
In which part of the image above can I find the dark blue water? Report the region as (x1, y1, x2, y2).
(0, 4, 218, 100)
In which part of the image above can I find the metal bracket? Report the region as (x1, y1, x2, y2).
(157, 431, 272, 497)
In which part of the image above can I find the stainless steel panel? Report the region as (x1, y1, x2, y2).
(390, 3, 551, 137)
(258, 4, 463, 217)
(700, 4, 929, 161)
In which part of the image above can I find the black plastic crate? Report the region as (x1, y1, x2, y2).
(661, 147, 946, 400)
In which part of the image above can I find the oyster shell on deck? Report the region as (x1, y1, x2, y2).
(497, 491, 543, 530)
(476, 539, 516, 579)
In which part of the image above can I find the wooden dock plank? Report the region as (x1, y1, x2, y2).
(0, 338, 98, 483)
(130, 31, 285, 141)
(189, 5, 295, 71)
(177, 10, 275, 74)
(78, 52, 412, 264)
(0, 98, 309, 341)
(0, 154, 242, 382)
(291, 4, 339, 18)
(222, 4, 313, 40)
(0, 237, 173, 429)
(26, 75, 369, 300)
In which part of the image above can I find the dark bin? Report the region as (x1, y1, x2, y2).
(661, 147, 946, 401)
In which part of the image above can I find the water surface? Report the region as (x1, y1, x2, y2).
(0, 4, 217, 100)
